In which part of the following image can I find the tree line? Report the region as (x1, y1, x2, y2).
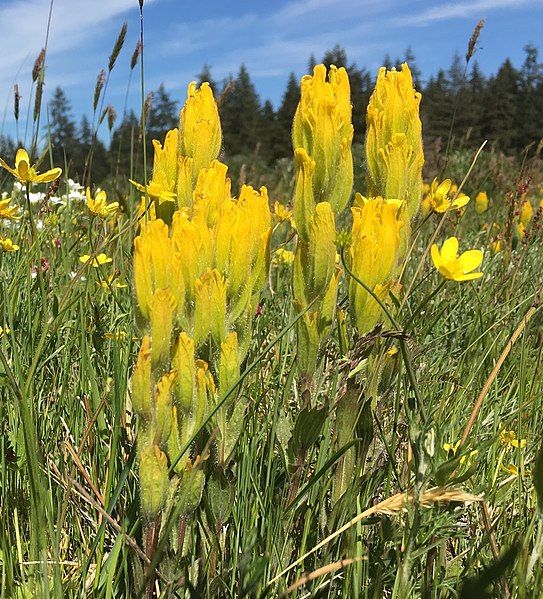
(1, 43, 542, 186)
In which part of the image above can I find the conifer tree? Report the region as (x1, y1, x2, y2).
(220, 64, 261, 156)
(276, 72, 300, 158)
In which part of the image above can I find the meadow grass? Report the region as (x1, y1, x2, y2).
(1, 13, 543, 599)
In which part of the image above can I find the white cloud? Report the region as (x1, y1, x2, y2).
(396, 0, 535, 25)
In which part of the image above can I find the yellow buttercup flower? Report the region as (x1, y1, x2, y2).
(0, 237, 20, 252)
(499, 426, 527, 449)
(293, 64, 353, 214)
(428, 178, 470, 213)
(442, 441, 478, 465)
(86, 188, 119, 218)
(0, 325, 11, 337)
(79, 253, 113, 267)
(366, 63, 423, 218)
(431, 237, 483, 282)
(475, 191, 488, 214)
(273, 201, 293, 223)
(272, 248, 295, 266)
(0, 197, 21, 220)
(97, 274, 127, 291)
(0, 148, 61, 183)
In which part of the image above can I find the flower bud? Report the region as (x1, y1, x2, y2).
(132, 335, 152, 422)
(173, 333, 196, 415)
(149, 289, 177, 368)
(219, 332, 239, 399)
(153, 370, 177, 446)
(193, 269, 227, 347)
(192, 160, 231, 227)
(139, 443, 169, 519)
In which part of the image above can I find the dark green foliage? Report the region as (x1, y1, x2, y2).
(220, 64, 262, 157)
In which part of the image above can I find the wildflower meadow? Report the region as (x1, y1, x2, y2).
(1, 3, 543, 598)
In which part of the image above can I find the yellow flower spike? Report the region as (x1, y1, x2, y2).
(293, 64, 354, 213)
(366, 63, 423, 218)
(520, 200, 533, 226)
(132, 335, 152, 422)
(79, 253, 113, 267)
(149, 289, 177, 369)
(193, 269, 227, 347)
(347, 196, 403, 333)
(153, 369, 177, 446)
(431, 237, 483, 282)
(85, 187, 119, 218)
(0, 237, 20, 252)
(173, 332, 196, 413)
(139, 444, 169, 519)
(0, 197, 21, 220)
(428, 178, 470, 213)
(192, 160, 231, 227)
(0, 148, 62, 184)
(179, 81, 221, 179)
(0, 326, 11, 337)
(475, 191, 489, 214)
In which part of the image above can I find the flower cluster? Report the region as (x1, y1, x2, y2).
(132, 84, 271, 519)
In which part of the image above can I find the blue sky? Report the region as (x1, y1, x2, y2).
(0, 0, 541, 143)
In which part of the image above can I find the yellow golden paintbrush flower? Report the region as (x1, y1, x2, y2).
(431, 237, 483, 281)
(0, 197, 21, 220)
(79, 253, 113, 267)
(0, 148, 61, 183)
(475, 191, 488, 214)
(347, 195, 403, 332)
(86, 188, 119, 218)
(0, 237, 20, 252)
(428, 178, 470, 213)
(293, 64, 353, 214)
(179, 81, 222, 179)
(366, 63, 423, 218)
